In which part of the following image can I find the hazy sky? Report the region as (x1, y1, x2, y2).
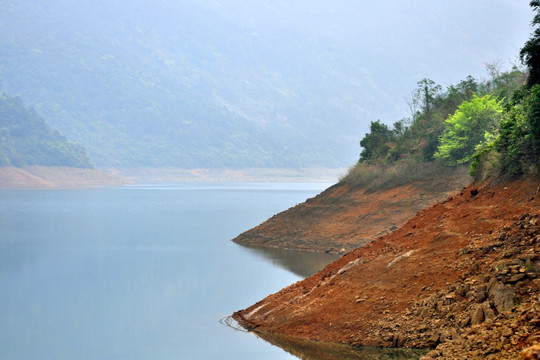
(0, 1, 536, 167)
(4, 0, 535, 115)
(177, 0, 534, 118)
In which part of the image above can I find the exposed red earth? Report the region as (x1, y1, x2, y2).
(233, 170, 471, 253)
(234, 178, 540, 359)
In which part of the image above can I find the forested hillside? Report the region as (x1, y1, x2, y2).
(343, 40, 540, 184)
(0, 94, 92, 168)
(0, 1, 531, 168)
(356, 71, 524, 164)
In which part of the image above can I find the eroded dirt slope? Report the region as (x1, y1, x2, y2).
(233, 172, 471, 253)
(234, 178, 540, 359)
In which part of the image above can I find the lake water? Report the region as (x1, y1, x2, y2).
(0, 183, 423, 360)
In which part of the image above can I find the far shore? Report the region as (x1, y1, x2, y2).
(0, 166, 346, 189)
(108, 167, 346, 184)
(0, 166, 127, 189)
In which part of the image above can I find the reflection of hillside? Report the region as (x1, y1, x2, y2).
(254, 330, 426, 360)
(240, 245, 340, 278)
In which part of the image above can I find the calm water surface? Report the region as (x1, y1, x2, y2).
(0, 183, 334, 359)
(0, 183, 422, 360)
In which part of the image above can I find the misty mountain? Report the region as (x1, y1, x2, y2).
(0, 1, 533, 168)
(0, 94, 92, 168)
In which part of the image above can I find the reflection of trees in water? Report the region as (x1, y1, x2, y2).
(253, 330, 426, 360)
(240, 245, 341, 278)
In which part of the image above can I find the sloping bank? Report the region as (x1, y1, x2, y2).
(233, 177, 540, 359)
(233, 163, 472, 253)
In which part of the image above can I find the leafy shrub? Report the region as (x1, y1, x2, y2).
(435, 95, 502, 166)
(359, 120, 395, 163)
(496, 85, 540, 176)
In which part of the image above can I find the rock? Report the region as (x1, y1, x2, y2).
(355, 296, 367, 303)
(420, 307, 431, 318)
(436, 300, 445, 313)
(488, 280, 516, 313)
(448, 328, 461, 342)
(521, 344, 540, 360)
(455, 286, 467, 297)
(482, 302, 496, 321)
(475, 290, 487, 303)
(422, 350, 441, 359)
(501, 326, 513, 338)
(471, 305, 485, 325)
(440, 330, 453, 343)
(427, 332, 440, 345)
(509, 265, 521, 271)
(506, 273, 527, 283)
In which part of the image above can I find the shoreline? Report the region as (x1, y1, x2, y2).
(232, 178, 540, 359)
(0, 166, 345, 189)
(0, 166, 127, 189)
(107, 167, 346, 184)
(232, 170, 472, 253)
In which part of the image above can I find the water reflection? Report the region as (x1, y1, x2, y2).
(233, 247, 425, 359)
(253, 330, 426, 360)
(0, 248, 34, 276)
(240, 245, 341, 278)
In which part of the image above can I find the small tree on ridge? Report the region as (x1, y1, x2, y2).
(435, 95, 502, 166)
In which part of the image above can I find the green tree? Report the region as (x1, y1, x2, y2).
(494, 1, 540, 176)
(496, 85, 540, 176)
(355, 71, 526, 167)
(412, 78, 442, 120)
(359, 120, 394, 163)
(483, 64, 527, 101)
(521, 0, 540, 87)
(435, 95, 502, 166)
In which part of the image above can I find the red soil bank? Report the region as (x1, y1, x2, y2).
(234, 178, 540, 359)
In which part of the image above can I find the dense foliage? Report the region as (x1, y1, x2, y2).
(359, 120, 395, 162)
(494, 84, 540, 177)
(490, 1, 540, 177)
(520, 0, 540, 87)
(357, 70, 525, 167)
(435, 95, 502, 166)
(355, 0, 540, 182)
(0, 94, 92, 168)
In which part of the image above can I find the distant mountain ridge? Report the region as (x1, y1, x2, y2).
(0, 1, 532, 167)
(0, 94, 92, 168)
